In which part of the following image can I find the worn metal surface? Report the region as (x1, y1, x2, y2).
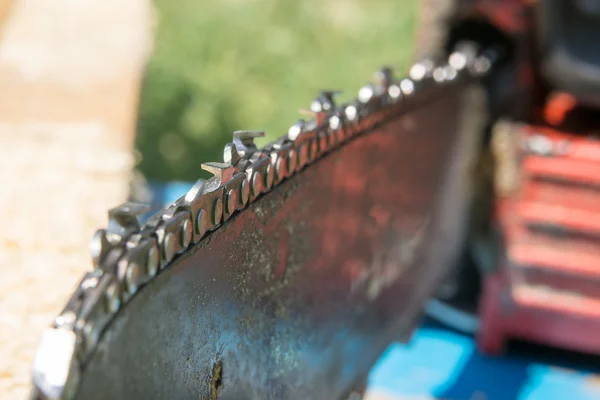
(75, 83, 485, 400)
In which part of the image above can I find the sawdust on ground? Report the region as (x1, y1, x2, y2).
(0, 1, 153, 398)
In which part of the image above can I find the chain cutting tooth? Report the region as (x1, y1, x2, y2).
(358, 83, 375, 104)
(53, 271, 99, 330)
(264, 157, 275, 189)
(225, 130, 273, 202)
(224, 130, 265, 167)
(117, 256, 143, 299)
(309, 134, 320, 163)
(412, 55, 458, 88)
(303, 119, 328, 158)
(374, 66, 399, 117)
(274, 133, 300, 175)
(287, 119, 305, 142)
(89, 202, 150, 269)
(167, 179, 206, 244)
(288, 119, 317, 170)
(399, 78, 415, 96)
(350, 98, 373, 132)
(264, 140, 292, 185)
(449, 41, 479, 71)
(74, 272, 122, 362)
(358, 67, 399, 128)
(233, 130, 264, 156)
(343, 102, 360, 137)
(52, 271, 121, 365)
(223, 143, 242, 166)
(387, 81, 402, 103)
(430, 62, 460, 83)
(114, 233, 161, 302)
(472, 47, 502, 77)
(310, 90, 342, 151)
(271, 147, 289, 184)
(107, 202, 149, 239)
(141, 208, 193, 270)
(310, 90, 340, 123)
(329, 109, 349, 144)
(89, 229, 114, 269)
(432, 65, 449, 82)
(310, 90, 341, 133)
(296, 140, 310, 170)
(374, 66, 394, 89)
(242, 151, 272, 201)
(409, 59, 435, 81)
(202, 161, 248, 222)
(357, 82, 384, 131)
(184, 164, 227, 236)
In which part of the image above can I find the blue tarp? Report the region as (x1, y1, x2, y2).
(368, 321, 600, 400)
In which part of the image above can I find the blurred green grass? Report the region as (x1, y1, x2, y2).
(136, 0, 417, 182)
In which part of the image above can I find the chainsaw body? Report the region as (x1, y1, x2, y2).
(434, 0, 600, 355)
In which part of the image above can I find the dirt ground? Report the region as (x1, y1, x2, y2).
(0, 1, 152, 397)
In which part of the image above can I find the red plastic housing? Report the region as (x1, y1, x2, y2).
(478, 122, 600, 354)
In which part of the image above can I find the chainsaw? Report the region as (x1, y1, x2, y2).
(28, 5, 514, 399)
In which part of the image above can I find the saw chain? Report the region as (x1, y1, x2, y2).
(30, 41, 499, 400)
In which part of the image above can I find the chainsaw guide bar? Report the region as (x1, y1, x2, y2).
(31, 43, 498, 400)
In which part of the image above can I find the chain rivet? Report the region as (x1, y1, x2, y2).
(275, 157, 285, 181)
(81, 277, 99, 290)
(55, 311, 77, 328)
(213, 198, 223, 225)
(82, 322, 98, 352)
(125, 262, 142, 295)
(298, 144, 308, 169)
(181, 219, 192, 248)
(226, 189, 237, 215)
(240, 179, 250, 206)
(251, 171, 263, 196)
(265, 164, 274, 188)
(319, 135, 328, 153)
(287, 150, 297, 174)
(310, 140, 319, 162)
(196, 209, 206, 238)
(146, 244, 159, 276)
(163, 233, 176, 262)
(104, 281, 121, 314)
(328, 130, 337, 147)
